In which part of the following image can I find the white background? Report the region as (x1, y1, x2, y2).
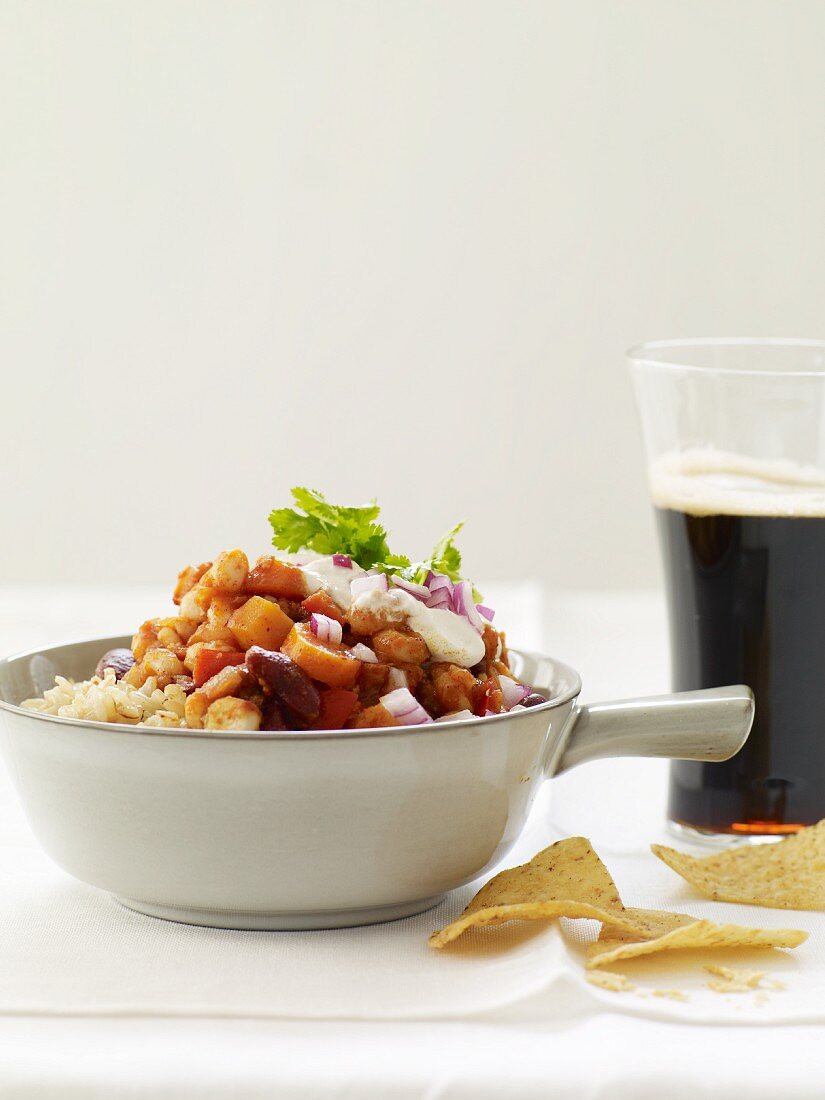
(3, 1, 825, 589)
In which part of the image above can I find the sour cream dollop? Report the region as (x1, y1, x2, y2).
(349, 587, 485, 667)
(301, 557, 367, 610)
(277, 552, 487, 667)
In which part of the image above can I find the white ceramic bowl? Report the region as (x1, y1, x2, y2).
(0, 635, 753, 929)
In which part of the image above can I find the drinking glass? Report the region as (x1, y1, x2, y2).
(629, 339, 825, 842)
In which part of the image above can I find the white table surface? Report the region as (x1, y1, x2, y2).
(0, 584, 823, 1099)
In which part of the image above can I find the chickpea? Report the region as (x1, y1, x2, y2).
(143, 647, 186, 685)
(204, 697, 262, 731)
(172, 562, 211, 605)
(201, 550, 249, 593)
(132, 619, 160, 662)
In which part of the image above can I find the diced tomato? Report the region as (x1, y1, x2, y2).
(473, 676, 503, 716)
(312, 689, 359, 730)
(192, 648, 246, 688)
(246, 556, 307, 600)
(301, 590, 345, 624)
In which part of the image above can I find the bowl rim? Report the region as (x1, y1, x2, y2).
(0, 636, 583, 742)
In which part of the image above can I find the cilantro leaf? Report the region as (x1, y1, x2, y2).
(269, 488, 394, 569)
(268, 491, 480, 597)
(378, 522, 481, 598)
(428, 522, 464, 582)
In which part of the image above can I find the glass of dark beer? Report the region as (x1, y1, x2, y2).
(630, 339, 825, 842)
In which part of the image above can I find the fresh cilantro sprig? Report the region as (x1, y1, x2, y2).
(268, 489, 480, 596)
(381, 522, 464, 585)
(269, 488, 403, 570)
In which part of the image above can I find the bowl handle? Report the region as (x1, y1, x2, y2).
(547, 685, 754, 776)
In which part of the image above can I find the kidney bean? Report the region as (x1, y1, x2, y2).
(246, 647, 321, 723)
(94, 648, 135, 680)
(259, 697, 288, 731)
(522, 693, 546, 708)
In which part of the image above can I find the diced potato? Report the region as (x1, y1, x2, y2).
(201, 549, 249, 593)
(204, 697, 262, 731)
(228, 596, 294, 651)
(281, 623, 360, 689)
(246, 556, 307, 600)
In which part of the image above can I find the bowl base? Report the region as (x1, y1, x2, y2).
(113, 893, 447, 930)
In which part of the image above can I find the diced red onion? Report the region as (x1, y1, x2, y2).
(310, 613, 343, 645)
(392, 576, 430, 601)
(332, 553, 353, 569)
(427, 573, 453, 594)
(385, 667, 408, 691)
(351, 573, 388, 598)
(380, 687, 432, 725)
(434, 709, 476, 723)
(424, 572, 454, 610)
(350, 643, 378, 663)
(451, 580, 484, 633)
(476, 604, 495, 623)
(508, 704, 526, 713)
(499, 675, 530, 709)
(425, 588, 452, 610)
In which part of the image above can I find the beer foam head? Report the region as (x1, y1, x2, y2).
(651, 449, 825, 518)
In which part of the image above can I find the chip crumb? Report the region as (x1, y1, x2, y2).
(586, 971, 636, 993)
(754, 992, 769, 1006)
(652, 988, 689, 1002)
(704, 964, 768, 993)
(767, 978, 786, 991)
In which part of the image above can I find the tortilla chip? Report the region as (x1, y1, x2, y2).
(652, 820, 825, 910)
(596, 906, 696, 942)
(430, 836, 633, 948)
(652, 988, 689, 1002)
(586, 917, 807, 969)
(586, 971, 635, 993)
(704, 965, 768, 993)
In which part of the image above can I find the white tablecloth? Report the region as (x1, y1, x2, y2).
(0, 585, 822, 1099)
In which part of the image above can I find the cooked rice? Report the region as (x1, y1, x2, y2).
(22, 668, 187, 728)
